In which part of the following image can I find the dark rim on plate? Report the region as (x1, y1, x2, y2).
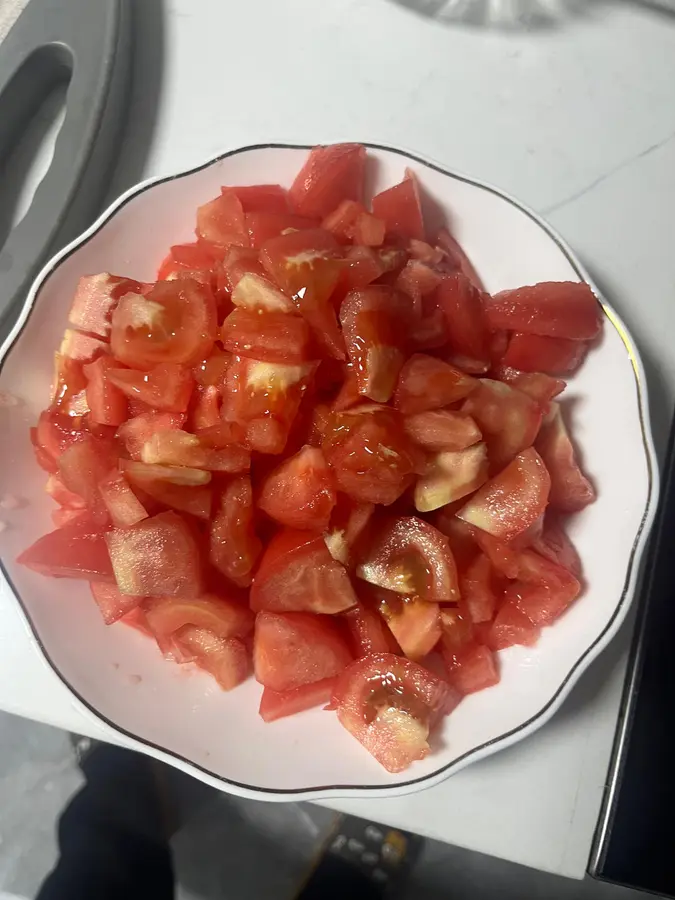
(0, 142, 657, 796)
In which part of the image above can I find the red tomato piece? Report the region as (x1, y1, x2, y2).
(196, 189, 248, 247)
(442, 643, 500, 695)
(129, 475, 212, 521)
(218, 246, 268, 293)
(69, 273, 146, 339)
(116, 411, 186, 459)
(105, 511, 202, 597)
(344, 601, 396, 657)
(210, 476, 262, 588)
(382, 596, 442, 661)
(90, 582, 142, 625)
(433, 510, 480, 570)
(439, 607, 475, 652)
(230, 273, 295, 314)
(58, 436, 113, 522)
(396, 260, 444, 315)
(340, 287, 414, 402)
(487, 601, 541, 650)
(332, 653, 458, 773)
(403, 410, 481, 452)
(245, 212, 318, 249)
(221, 308, 311, 364)
(410, 308, 450, 352)
(502, 333, 588, 376)
(189, 385, 221, 431)
(18, 520, 115, 582)
(531, 515, 582, 578)
(35, 409, 88, 466)
(457, 448, 551, 541)
(51, 354, 89, 417)
(332, 367, 361, 412)
(52, 508, 91, 528)
(414, 443, 489, 513)
(323, 497, 374, 567)
(504, 549, 581, 625)
(352, 210, 386, 247)
(394, 353, 477, 415)
(496, 368, 566, 406)
(111, 279, 217, 369)
(371, 171, 425, 242)
(98, 470, 148, 528)
(121, 460, 210, 488)
(357, 516, 459, 602)
(259, 677, 336, 723)
(226, 184, 290, 213)
(145, 593, 254, 640)
(59, 329, 108, 363)
(83, 356, 128, 426)
(107, 363, 194, 413)
(322, 199, 368, 242)
(289, 143, 366, 218)
(176, 627, 250, 691)
(435, 228, 485, 292)
(462, 378, 542, 471)
(484, 282, 602, 341)
(157, 241, 220, 286)
(464, 523, 519, 579)
(322, 406, 421, 506)
(435, 273, 490, 372)
(258, 445, 337, 531)
(459, 553, 498, 623)
(254, 610, 352, 691)
(45, 473, 86, 509)
(251, 529, 357, 614)
(338, 246, 386, 293)
(535, 403, 596, 512)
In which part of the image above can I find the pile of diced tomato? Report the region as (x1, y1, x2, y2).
(18, 144, 602, 774)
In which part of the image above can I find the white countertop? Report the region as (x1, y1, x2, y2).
(2, 0, 675, 880)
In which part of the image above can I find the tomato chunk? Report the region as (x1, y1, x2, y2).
(381, 595, 442, 660)
(157, 241, 220, 286)
(90, 582, 143, 624)
(435, 273, 490, 372)
(177, 627, 250, 691)
(496, 368, 566, 405)
(98, 470, 148, 528)
(83, 356, 128, 426)
(487, 600, 541, 650)
(532, 515, 582, 577)
(108, 363, 194, 413)
(245, 212, 318, 249)
(371, 171, 425, 242)
(258, 445, 336, 531)
(458, 448, 551, 541)
(259, 677, 336, 723)
(484, 282, 602, 340)
(210, 476, 262, 588)
(535, 403, 596, 512)
(414, 443, 489, 512)
(435, 228, 485, 292)
(504, 549, 581, 625)
(357, 516, 459, 602)
(459, 553, 498, 623)
(502, 333, 588, 376)
(403, 410, 481, 452)
(221, 308, 311, 364)
(251, 529, 357, 614)
(289, 143, 366, 217)
(145, 593, 254, 640)
(323, 498, 374, 567)
(394, 354, 476, 415)
(196, 189, 247, 247)
(227, 184, 290, 213)
(18, 521, 114, 582)
(344, 601, 397, 657)
(442, 643, 499, 695)
(105, 511, 202, 597)
(333, 654, 458, 773)
(116, 411, 186, 459)
(462, 378, 542, 471)
(254, 611, 352, 691)
(69, 273, 145, 339)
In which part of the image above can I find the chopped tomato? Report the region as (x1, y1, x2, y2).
(258, 445, 336, 531)
(141, 428, 249, 473)
(259, 677, 336, 722)
(504, 549, 581, 625)
(458, 448, 551, 541)
(414, 443, 489, 512)
(439, 607, 475, 652)
(108, 363, 194, 413)
(371, 171, 425, 242)
(396, 260, 443, 315)
(98, 470, 148, 528)
(394, 354, 476, 415)
(410, 308, 449, 352)
(110, 278, 217, 369)
(459, 553, 498, 623)
(51, 354, 88, 416)
(177, 627, 250, 690)
(157, 241, 220, 286)
(18, 520, 115, 582)
(535, 403, 595, 512)
(251, 529, 357, 614)
(322, 200, 384, 247)
(129, 475, 212, 520)
(69, 273, 145, 339)
(254, 610, 352, 691)
(59, 329, 107, 363)
(332, 653, 458, 773)
(210, 476, 262, 588)
(245, 212, 318, 249)
(289, 143, 366, 218)
(90, 582, 142, 625)
(83, 356, 128, 426)
(116, 411, 186, 459)
(487, 601, 541, 650)
(464, 523, 519, 579)
(45, 473, 86, 509)
(189, 385, 221, 430)
(323, 497, 374, 566)
(435, 273, 489, 372)
(502, 333, 588, 376)
(227, 184, 290, 213)
(532, 515, 582, 578)
(442, 643, 499, 695)
(218, 246, 269, 293)
(462, 378, 542, 471)
(145, 593, 254, 640)
(35, 409, 88, 466)
(344, 601, 397, 657)
(221, 308, 311, 364)
(52, 507, 91, 528)
(58, 435, 113, 522)
(435, 228, 485, 292)
(380, 596, 442, 660)
(196, 189, 248, 247)
(229, 273, 295, 315)
(105, 511, 202, 597)
(496, 368, 566, 405)
(357, 516, 459, 602)
(403, 409, 481, 452)
(331, 367, 361, 412)
(484, 282, 602, 341)
(337, 246, 387, 293)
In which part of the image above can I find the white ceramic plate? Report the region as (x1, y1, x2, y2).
(0, 143, 659, 800)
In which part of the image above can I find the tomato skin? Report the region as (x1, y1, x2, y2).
(289, 143, 366, 218)
(484, 282, 602, 341)
(210, 476, 262, 588)
(535, 403, 595, 512)
(502, 333, 588, 376)
(251, 529, 357, 615)
(357, 516, 460, 602)
(258, 446, 337, 531)
(458, 447, 551, 541)
(435, 273, 490, 372)
(221, 308, 311, 364)
(259, 677, 336, 722)
(105, 511, 202, 598)
(254, 610, 352, 691)
(145, 593, 254, 640)
(333, 653, 459, 773)
(90, 582, 142, 625)
(108, 363, 194, 413)
(442, 643, 500, 695)
(371, 172, 425, 242)
(83, 356, 128, 426)
(394, 354, 477, 415)
(69, 273, 145, 339)
(403, 410, 481, 452)
(18, 521, 115, 582)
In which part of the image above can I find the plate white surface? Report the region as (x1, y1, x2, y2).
(0, 143, 658, 799)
